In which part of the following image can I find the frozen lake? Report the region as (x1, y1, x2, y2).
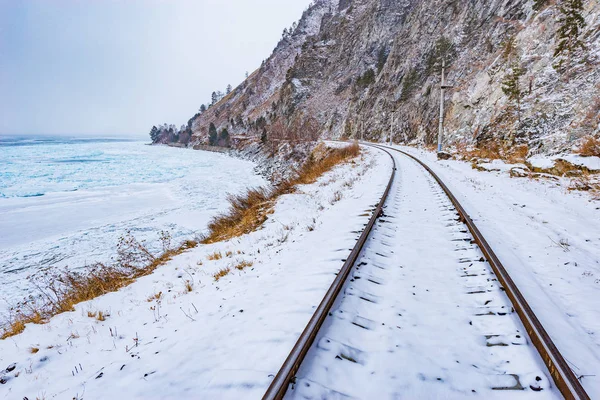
(0, 136, 267, 311)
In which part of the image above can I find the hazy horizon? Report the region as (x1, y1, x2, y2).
(0, 0, 312, 138)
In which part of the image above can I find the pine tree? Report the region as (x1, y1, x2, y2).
(553, 0, 586, 70)
(211, 91, 218, 105)
(226, 84, 232, 94)
(261, 128, 268, 144)
(199, 104, 206, 113)
(208, 123, 218, 145)
(502, 60, 526, 122)
(219, 128, 230, 147)
(149, 125, 159, 143)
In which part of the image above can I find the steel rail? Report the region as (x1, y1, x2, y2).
(378, 144, 590, 400)
(262, 145, 397, 400)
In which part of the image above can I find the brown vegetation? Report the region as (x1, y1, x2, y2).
(1, 234, 197, 340)
(455, 141, 529, 164)
(577, 136, 600, 157)
(213, 267, 231, 281)
(207, 251, 223, 260)
(147, 291, 163, 302)
(234, 261, 253, 271)
(202, 142, 360, 244)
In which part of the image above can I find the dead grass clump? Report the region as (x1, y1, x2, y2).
(505, 144, 529, 164)
(1, 232, 197, 340)
(577, 136, 600, 157)
(29, 347, 39, 354)
(454, 141, 529, 165)
(207, 251, 223, 260)
(147, 291, 163, 302)
(2, 320, 26, 339)
(292, 142, 360, 186)
(213, 267, 231, 281)
(202, 142, 360, 244)
(235, 261, 253, 271)
(465, 141, 502, 160)
(184, 280, 193, 292)
(1, 309, 44, 340)
(202, 187, 273, 244)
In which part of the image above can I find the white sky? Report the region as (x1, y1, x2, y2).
(0, 0, 313, 137)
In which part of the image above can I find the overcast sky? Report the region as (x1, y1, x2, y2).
(0, 0, 312, 137)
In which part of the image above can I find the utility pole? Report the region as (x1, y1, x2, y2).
(390, 113, 394, 147)
(361, 121, 364, 142)
(437, 60, 453, 153)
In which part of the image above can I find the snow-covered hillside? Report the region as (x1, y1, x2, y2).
(168, 0, 600, 158)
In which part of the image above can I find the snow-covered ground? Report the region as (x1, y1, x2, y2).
(0, 147, 390, 399)
(290, 148, 557, 398)
(0, 138, 266, 312)
(388, 144, 600, 396)
(1, 142, 598, 398)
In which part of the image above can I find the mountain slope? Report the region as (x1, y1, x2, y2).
(186, 0, 600, 155)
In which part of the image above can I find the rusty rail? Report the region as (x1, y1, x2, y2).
(262, 145, 396, 400)
(379, 144, 590, 400)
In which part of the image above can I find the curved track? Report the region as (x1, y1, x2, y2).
(263, 144, 589, 400)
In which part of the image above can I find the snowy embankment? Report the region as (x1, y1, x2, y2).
(0, 147, 391, 399)
(391, 145, 600, 396)
(0, 142, 267, 312)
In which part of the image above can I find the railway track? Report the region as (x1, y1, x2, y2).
(263, 144, 590, 400)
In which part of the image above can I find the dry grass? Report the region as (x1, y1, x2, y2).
(455, 142, 529, 164)
(207, 251, 223, 260)
(202, 188, 273, 244)
(202, 142, 360, 244)
(213, 267, 231, 281)
(184, 280, 193, 292)
(147, 291, 163, 302)
(225, 250, 234, 257)
(29, 347, 39, 354)
(235, 261, 253, 271)
(505, 144, 529, 164)
(577, 136, 600, 157)
(1, 234, 198, 340)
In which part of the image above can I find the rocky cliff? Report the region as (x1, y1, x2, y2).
(183, 0, 600, 156)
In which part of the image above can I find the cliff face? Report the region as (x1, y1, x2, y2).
(188, 0, 600, 155)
